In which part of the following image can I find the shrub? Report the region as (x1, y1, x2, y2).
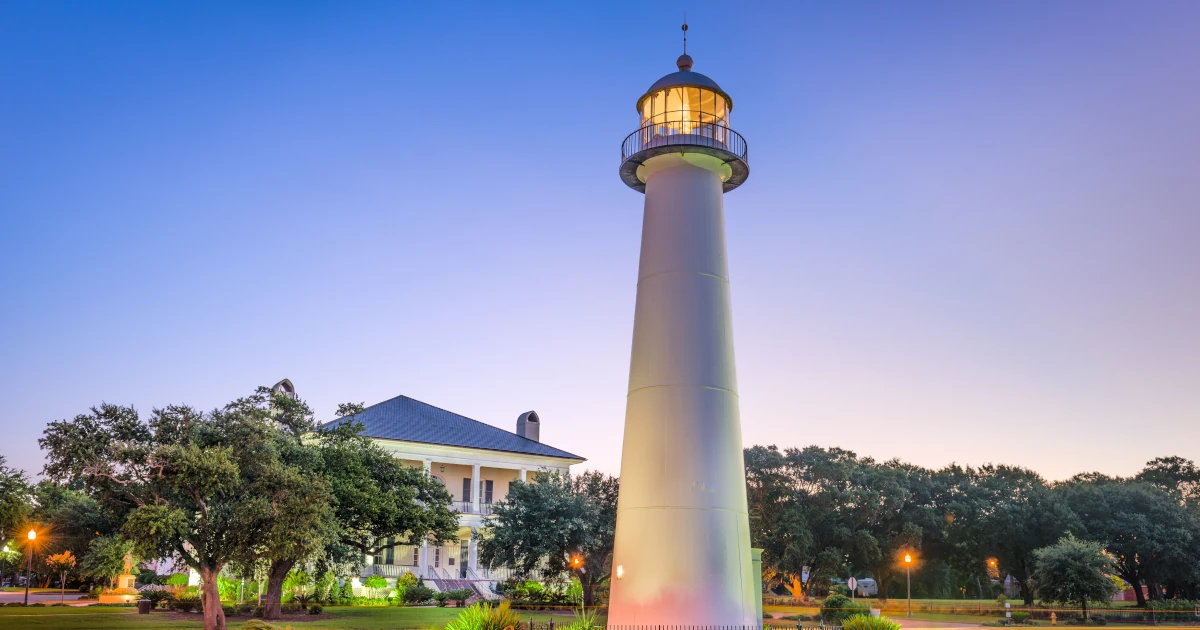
(170, 594, 201, 613)
(435, 591, 450, 607)
(842, 613, 902, 630)
(397, 572, 420, 588)
(222, 605, 236, 617)
(1012, 612, 1031, 624)
(565, 606, 601, 630)
(340, 580, 354, 600)
(446, 601, 523, 630)
(252, 605, 265, 618)
(447, 588, 474, 607)
(822, 593, 869, 623)
(165, 573, 189, 587)
(404, 584, 435, 605)
(446, 602, 491, 630)
(142, 588, 174, 608)
(310, 604, 323, 615)
(363, 574, 388, 599)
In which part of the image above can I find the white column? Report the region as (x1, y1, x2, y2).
(608, 155, 755, 625)
(469, 535, 479, 575)
(471, 464, 481, 513)
(419, 540, 428, 578)
(519, 467, 527, 483)
(423, 459, 431, 474)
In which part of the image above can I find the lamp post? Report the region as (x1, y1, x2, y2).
(1, 542, 9, 588)
(24, 529, 36, 606)
(905, 553, 913, 618)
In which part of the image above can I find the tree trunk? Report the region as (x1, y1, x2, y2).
(582, 575, 595, 608)
(1129, 571, 1147, 608)
(199, 565, 226, 630)
(784, 575, 803, 600)
(1082, 598, 1088, 620)
(263, 558, 294, 620)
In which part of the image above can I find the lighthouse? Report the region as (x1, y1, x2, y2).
(608, 25, 757, 627)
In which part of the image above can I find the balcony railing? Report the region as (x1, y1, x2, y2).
(621, 121, 748, 165)
(360, 564, 418, 578)
(473, 566, 543, 581)
(453, 501, 495, 515)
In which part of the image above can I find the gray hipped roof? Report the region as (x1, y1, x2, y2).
(322, 395, 584, 461)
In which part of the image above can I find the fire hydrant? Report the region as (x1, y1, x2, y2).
(1051, 612, 1057, 626)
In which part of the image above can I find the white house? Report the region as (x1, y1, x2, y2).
(323, 394, 585, 593)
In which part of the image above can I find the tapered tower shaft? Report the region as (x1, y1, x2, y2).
(608, 153, 756, 625)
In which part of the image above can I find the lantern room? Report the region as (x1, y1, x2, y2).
(619, 54, 749, 193)
(637, 55, 732, 132)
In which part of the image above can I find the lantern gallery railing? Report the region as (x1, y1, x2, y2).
(621, 121, 748, 165)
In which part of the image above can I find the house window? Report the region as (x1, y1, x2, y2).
(449, 557, 455, 566)
(434, 548, 440, 567)
(385, 537, 395, 565)
(412, 548, 419, 566)
(462, 478, 472, 503)
(482, 479, 494, 504)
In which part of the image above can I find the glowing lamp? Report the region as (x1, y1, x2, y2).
(904, 554, 911, 563)
(27, 530, 36, 541)
(616, 565, 623, 580)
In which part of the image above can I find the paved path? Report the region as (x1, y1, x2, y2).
(0, 590, 93, 605)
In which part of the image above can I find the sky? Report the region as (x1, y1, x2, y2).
(1, 1, 1198, 482)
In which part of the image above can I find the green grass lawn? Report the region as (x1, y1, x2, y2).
(0, 605, 579, 629)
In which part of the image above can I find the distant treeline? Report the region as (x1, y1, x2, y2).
(746, 446, 1200, 605)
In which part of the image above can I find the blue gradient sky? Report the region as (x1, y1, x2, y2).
(2, 2, 1198, 480)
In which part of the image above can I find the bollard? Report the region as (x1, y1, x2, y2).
(1050, 612, 1056, 626)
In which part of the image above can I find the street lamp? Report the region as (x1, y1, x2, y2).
(24, 529, 36, 606)
(905, 553, 913, 618)
(1, 542, 9, 589)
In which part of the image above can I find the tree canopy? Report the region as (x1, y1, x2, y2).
(479, 470, 618, 607)
(747, 446, 1200, 606)
(40, 396, 303, 630)
(1031, 534, 1118, 617)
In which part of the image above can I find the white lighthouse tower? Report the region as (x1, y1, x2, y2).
(608, 26, 757, 627)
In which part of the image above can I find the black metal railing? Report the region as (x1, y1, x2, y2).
(621, 121, 748, 164)
(453, 500, 495, 515)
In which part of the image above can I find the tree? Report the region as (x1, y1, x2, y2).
(1135, 457, 1200, 506)
(0, 454, 32, 546)
(0, 454, 32, 587)
(315, 414, 458, 576)
(951, 465, 1074, 605)
(29, 481, 123, 579)
(479, 470, 618, 607)
(746, 445, 866, 598)
(40, 397, 293, 630)
(45, 550, 76, 603)
(1058, 475, 1199, 606)
(78, 536, 135, 587)
(252, 389, 335, 621)
(1031, 534, 1118, 619)
(852, 460, 941, 601)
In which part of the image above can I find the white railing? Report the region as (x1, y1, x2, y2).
(360, 564, 418, 578)
(473, 566, 543, 581)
